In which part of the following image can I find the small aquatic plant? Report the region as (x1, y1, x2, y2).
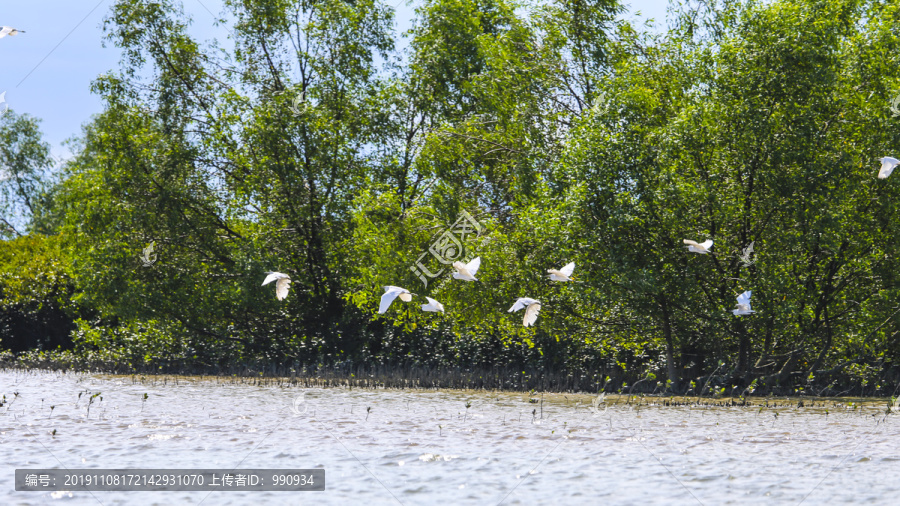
(86, 392, 101, 418)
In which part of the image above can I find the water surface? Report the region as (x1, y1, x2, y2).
(2, 370, 898, 505)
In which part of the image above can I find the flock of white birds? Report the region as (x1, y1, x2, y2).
(259, 158, 896, 326)
(261, 260, 571, 327)
(5, 24, 894, 326)
(372, 258, 576, 327)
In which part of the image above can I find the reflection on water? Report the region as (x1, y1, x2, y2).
(2, 369, 900, 505)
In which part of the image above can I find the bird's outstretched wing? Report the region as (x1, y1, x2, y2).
(422, 296, 444, 312)
(683, 239, 700, 247)
(275, 278, 291, 300)
(379, 287, 402, 313)
(509, 298, 527, 312)
(509, 297, 538, 312)
(262, 272, 285, 286)
(736, 291, 752, 307)
(559, 262, 575, 277)
(523, 303, 541, 327)
(466, 257, 482, 276)
(879, 157, 899, 179)
(700, 240, 714, 250)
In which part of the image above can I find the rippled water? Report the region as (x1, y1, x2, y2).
(2, 369, 900, 505)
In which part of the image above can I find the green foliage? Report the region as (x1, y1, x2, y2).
(0, 234, 80, 351)
(1, 0, 899, 394)
(0, 111, 54, 238)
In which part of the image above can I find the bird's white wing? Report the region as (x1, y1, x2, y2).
(523, 303, 541, 327)
(422, 296, 444, 312)
(379, 287, 404, 313)
(509, 299, 527, 312)
(262, 272, 285, 285)
(559, 262, 575, 277)
(700, 240, 713, 250)
(879, 157, 899, 179)
(275, 278, 291, 300)
(465, 257, 482, 276)
(452, 261, 474, 279)
(683, 239, 700, 247)
(399, 292, 412, 302)
(736, 291, 752, 306)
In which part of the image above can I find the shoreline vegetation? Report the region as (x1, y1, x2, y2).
(2, 353, 898, 399)
(2, 0, 900, 397)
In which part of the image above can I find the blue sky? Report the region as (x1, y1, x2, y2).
(0, 0, 670, 160)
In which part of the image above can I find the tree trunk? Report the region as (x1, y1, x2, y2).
(660, 297, 680, 391)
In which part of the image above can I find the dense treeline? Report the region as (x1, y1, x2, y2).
(2, 0, 900, 395)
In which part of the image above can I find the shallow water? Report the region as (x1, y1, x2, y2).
(2, 370, 899, 505)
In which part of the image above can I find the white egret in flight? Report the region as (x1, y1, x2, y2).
(0, 27, 25, 38)
(262, 272, 291, 300)
(547, 262, 575, 282)
(684, 239, 713, 254)
(878, 157, 899, 179)
(421, 296, 444, 313)
(732, 291, 755, 316)
(452, 257, 481, 281)
(509, 298, 541, 327)
(379, 286, 413, 313)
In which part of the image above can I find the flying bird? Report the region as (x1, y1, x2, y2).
(452, 257, 481, 281)
(0, 27, 25, 38)
(508, 297, 541, 327)
(547, 262, 575, 282)
(878, 157, 899, 179)
(421, 296, 445, 313)
(262, 272, 291, 300)
(732, 291, 755, 316)
(684, 239, 713, 254)
(379, 285, 412, 313)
